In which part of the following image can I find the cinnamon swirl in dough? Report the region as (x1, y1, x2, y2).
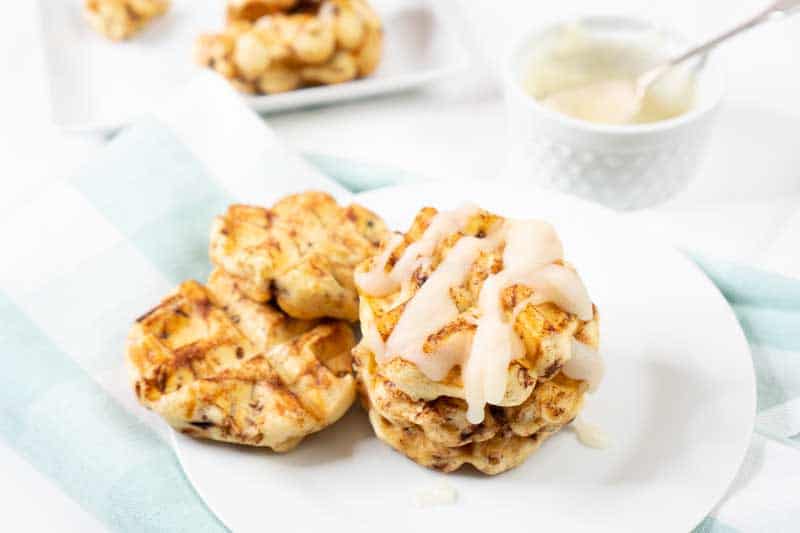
(126, 269, 356, 452)
(209, 191, 387, 322)
(353, 205, 602, 473)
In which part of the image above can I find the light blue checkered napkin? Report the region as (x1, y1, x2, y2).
(0, 75, 797, 532)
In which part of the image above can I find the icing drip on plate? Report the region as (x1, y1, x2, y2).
(563, 340, 605, 392)
(572, 417, 610, 449)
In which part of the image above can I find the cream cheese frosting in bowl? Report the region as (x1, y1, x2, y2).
(504, 16, 725, 210)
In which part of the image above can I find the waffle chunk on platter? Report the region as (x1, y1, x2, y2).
(195, 0, 383, 94)
(84, 0, 169, 40)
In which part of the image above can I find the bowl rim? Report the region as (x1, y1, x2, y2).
(503, 14, 727, 136)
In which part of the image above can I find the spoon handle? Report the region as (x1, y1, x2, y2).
(639, 0, 800, 88)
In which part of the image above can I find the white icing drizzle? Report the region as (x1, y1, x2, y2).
(563, 340, 604, 392)
(354, 204, 479, 297)
(383, 230, 505, 380)
(572, 417, 610, 449)
(464, 220, 593, 423)
(356, 206, 598, 424)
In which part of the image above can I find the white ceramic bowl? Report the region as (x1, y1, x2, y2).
(503, 16, 725, 211)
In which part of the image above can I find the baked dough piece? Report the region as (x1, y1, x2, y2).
(126, 269, 356, 452)
(226, 0, 299, 23)
(195, 0, 383, 94)
(355, 342, 589, 474)
(84, 0, 169, 41)
(352, 205, 601, 473)
(209, 191, 387, 321)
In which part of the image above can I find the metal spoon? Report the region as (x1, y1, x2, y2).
(543, 0, 800, 124)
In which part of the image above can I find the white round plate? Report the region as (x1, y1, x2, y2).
(173, 181, 755, 533)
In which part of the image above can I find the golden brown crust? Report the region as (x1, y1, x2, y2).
(367, 409, 554, 475)
(209, 191, 388, 321)
(84, 0, 169, 41)
(226, 0, 299, 23)
(126, 270, 356, 451)
(355, 345, 586, 473)
(356, 206, 598, 405)
(353, 206, 599, 474)
(196, 0, 383, 94)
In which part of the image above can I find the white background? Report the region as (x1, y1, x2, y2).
(2, 0, 799, 530)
